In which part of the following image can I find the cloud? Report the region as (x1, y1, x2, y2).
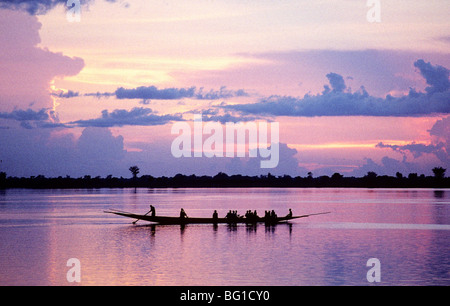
(180, 108, 263, 124)
(350, 156, 426, 177)
(51, 90, 79, 98)
(115, 86, 196, 100)
(429, 116, 450, 140)
(127, 140, 305, 178)
(376, 142, 445, 159)
(76, 126, 126, 174)
(429, 116, 450, 164)
(414, 59, 450, 95)
(0, 108, 58, 129)
(84, 92, 115, 98)
(0, 125, 128, 177)
(0, 108, 49, 121)
(372, 116, 449, 175)
(377, 116, 450, 164)
(323, 72, 347, 93)
(0, 9, 84, 111)
(173, 50, 450, 99)
(223, 60, 450, 117)
(61, 85, 250, 101)
(70, 107, 183, 128)
(195, 86, 249, 100)
(0, 0, 67, 15)
(200, 113, 262, 124)
(0, 0, 117, 15)
(0, 106, 263, 129)
(437, 36, 450, 44)
(224, 143, 305, 177)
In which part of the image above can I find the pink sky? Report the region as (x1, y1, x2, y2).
(0, 0, 449, 177)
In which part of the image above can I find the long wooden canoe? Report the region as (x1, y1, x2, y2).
(105, 209, 329, 225)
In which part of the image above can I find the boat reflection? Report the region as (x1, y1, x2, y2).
(131, 222, 294, 237)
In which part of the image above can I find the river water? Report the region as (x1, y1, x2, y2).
(0, 188, 449, 286)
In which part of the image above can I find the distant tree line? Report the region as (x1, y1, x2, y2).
(0, 167, 448, 189)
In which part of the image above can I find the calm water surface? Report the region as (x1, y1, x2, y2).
(0, 188, 449, 286)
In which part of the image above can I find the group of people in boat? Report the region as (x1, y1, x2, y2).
(225, 210, 240, 219)
(222, 208, 293, 223)
(149, 205, 293, 223)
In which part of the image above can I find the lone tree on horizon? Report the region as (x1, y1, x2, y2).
(129, 166, 140, 179)
(432, 167, 446, 179)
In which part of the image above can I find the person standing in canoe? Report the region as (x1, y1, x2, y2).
(150, 205, 156, 217)
(132, 205, 155, 224)
(180, 208, 188, 219)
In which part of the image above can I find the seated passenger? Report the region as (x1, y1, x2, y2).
(270, 210, 277, 219)
(226, 210, 232, 219)
(287, 208, 293, 218)
(180, 208, 188, 219)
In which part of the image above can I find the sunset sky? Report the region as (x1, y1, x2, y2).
(0, 0, 449, 178)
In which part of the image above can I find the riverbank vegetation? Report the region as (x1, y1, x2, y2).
(0, 167, 447, 189)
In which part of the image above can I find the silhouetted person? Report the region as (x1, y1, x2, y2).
(150, 205, 156, 217)
(271, 210, 277, 219)
(245, 210, 252, 218)
(212, 210, 218, 220)
(287, 208, 292, 218)
(180, 208, 188, 219)
(226, 210, 240, 223)
(226, 210, 232, 219)
(245, 210, 256, 223)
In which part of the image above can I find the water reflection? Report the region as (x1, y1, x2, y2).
(128, 222, 295, 237)
(246, 223, 257, 234)
(433, 190, 445, 198)
(227, 223, 238, 232)
(1, 188, 449, 285)
(264, 224, 276, 235)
